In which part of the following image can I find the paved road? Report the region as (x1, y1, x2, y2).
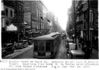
(55, 40, 68, 59)
(14, 45, 34, 59)
(4, 45, 34, 59)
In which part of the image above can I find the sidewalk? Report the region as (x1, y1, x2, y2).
(3, 45, 33, 59)
(90, 49, 98, 59)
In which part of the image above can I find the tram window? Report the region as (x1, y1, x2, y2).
(46, 40, 51, 51)
(34, 41, 38, 51)
(38, 41, 45, 51)
(5, 8, 8, 16)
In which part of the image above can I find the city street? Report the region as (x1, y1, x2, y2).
(3, 38, 98, 59)
(14, 45, 34, 59)
(1, 0, 98, 59)
(55, 40, 68, 59)
(4, 39, 68, 59)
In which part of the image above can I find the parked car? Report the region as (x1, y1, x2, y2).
(22, 40, 28, 48)
(14, 40, 28, 49)
(28, 37, 34, 45)
(67, 37, 74, 43)
(2, 43, 14, 57)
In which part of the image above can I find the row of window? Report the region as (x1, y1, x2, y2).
(5, 6, 14, 18)
(32, 21, 49, 30)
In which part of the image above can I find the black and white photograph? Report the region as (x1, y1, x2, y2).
(1, 0, 98, 59)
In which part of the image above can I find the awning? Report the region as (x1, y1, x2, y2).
(6, 24, 17, 31)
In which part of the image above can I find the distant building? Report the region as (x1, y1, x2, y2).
(66, 8, 75, 38)
(46, 12, 62, 33)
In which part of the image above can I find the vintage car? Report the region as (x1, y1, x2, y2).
(2, 43, 14, 57)
(14, 40, 28, 49)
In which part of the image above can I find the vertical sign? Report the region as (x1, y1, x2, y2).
(81, 30, 83, 38)
(89, 9, 93, 26)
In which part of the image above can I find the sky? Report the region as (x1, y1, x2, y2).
(42, 0, 72, 30)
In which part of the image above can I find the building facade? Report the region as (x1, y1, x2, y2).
(24, 0, 50, 37)
(2, 0, 24, 31)
(2, 0, 24, 43)
(74, 0, 98, 50)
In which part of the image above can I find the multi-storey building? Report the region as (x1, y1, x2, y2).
(24, 0, 50, 37)
(66, 0, 98, 58)
(2, 0, 24, 31)
(73, 0, 98, 50)
(2, 0, 24, 43)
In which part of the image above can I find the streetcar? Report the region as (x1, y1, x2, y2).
(33, 32, 61, 59)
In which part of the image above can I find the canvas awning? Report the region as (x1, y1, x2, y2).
(6, 24, 17, 31)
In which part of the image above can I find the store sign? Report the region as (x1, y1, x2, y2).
(81, 31, 83, 38)
(6, 24, 17, 31)
(2, 18, 5, 28)
(1, 1, 4, 11)
(89, 10, 93, 23)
